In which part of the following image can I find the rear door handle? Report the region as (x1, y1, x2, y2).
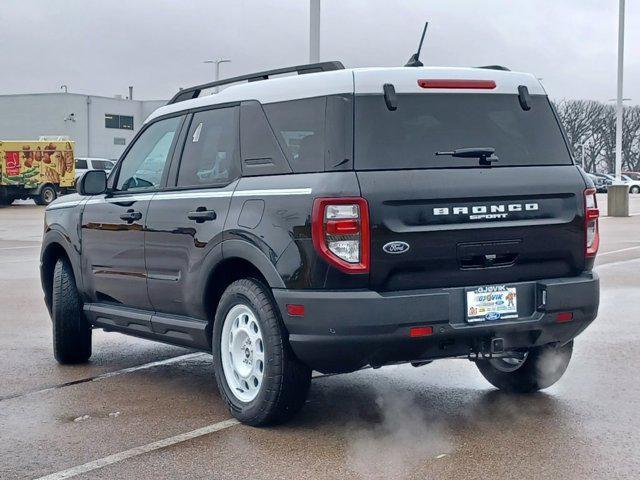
(187, 208, 217, 223)
(119, 209, 142, 223)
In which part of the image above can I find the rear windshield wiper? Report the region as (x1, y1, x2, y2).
(436, 147, 498, 166)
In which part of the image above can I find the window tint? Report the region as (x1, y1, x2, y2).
(263, 97, 326, 173)
(177, 107, 239, 187)
(116, 116, 181, 191)
(239, 101, 291, 176)
(354, 94, 572, 170)
(75, 159, 88, 169)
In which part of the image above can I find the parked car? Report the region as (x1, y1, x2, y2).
(587, 173, 608, 193)
(623, 171, 640, 181)
(74, 158, 115, 179)
(603, 173, 640, 194)
(40, 61, 600, 426)
(622, 175, 640, 194)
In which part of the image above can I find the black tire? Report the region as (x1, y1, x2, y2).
(52, 258, 92, 364)
(630, 186, 640, 194)
(35, 185, 57, 206)
(212, 278, 311, 426)
(476, 341, 573, 393)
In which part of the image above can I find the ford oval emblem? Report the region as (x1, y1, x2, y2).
(383, 241, 410, 254)
(485, 312, 501, 321)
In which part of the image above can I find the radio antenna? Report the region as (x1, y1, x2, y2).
(405, 22, 429, 67)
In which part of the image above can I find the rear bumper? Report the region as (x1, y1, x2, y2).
(273, 272, 599, 373)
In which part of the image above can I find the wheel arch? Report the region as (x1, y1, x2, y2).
(200, 240, 286, 340)
(40, 234, 80, 314)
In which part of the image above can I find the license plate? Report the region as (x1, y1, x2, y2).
(466, 285, 517, 323)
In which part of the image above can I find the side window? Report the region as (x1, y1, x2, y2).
(176, 107, 239, 187)
(263, 97, 326, 173)
(75, 159, 88, 169)
(239, 101, 292, 176)
(115, 116, 182, 192)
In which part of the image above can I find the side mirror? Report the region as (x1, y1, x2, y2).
(77, 170, 107, 196)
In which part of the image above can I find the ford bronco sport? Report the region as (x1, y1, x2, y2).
(40, 61, 600, 426)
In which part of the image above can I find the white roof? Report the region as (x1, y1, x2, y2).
(146, 66, 546, 124)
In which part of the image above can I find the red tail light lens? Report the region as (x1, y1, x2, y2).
(584, 188, 600, 258)
(312, 197, 370, 273)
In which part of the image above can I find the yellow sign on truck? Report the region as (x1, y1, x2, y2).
(0, 140, 75, 205)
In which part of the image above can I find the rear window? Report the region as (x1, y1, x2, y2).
(262, 95, 353, 173)
(263, 97, 326, 173)
(354, 94, 572, 170)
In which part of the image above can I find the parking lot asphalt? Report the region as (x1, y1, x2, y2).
(1, 195, 639, 480)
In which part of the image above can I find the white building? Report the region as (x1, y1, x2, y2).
(0, 92, 166, 159)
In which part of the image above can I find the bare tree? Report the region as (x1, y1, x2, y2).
(554, 100, 640, 174)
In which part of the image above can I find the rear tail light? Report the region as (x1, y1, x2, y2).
(584, 188, 600, 257)
(312, 197, 370, 273)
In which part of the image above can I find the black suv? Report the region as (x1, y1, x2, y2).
(41, 62, 600, 426)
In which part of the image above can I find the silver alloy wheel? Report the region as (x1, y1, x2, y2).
(220, 304, 265, 403)
(489, 353, 529, 373)
(42, 187, 55, 204)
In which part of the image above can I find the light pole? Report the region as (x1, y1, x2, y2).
(608, 0, 630, 217)
(309, 0, 320, 63)
(203, 59, 231, 93)
(614, 0, 625, 182)
(579, 143, 586, 170)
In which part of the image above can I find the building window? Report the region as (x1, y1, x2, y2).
(105, 114, 134, 130)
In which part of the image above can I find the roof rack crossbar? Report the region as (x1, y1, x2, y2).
(167, 61, 345, 105)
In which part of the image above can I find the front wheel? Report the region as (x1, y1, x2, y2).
(52, 258, 92, 364)
(212, 278, 311, 426)
(476, 341, 573, 393)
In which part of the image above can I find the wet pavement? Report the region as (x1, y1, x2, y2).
(1, 196, 639, 480)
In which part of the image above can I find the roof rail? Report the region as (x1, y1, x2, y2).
(167, 61, 345, 105)
(477, 65, 511, 71)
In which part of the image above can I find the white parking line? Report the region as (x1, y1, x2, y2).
(0, 352, 207, 402)
(597, 245, 640, 256)
(0, 245, 40, 250)
(34, 418, 240, 480)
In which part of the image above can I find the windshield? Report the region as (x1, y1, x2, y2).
(354, 93, 572, 170)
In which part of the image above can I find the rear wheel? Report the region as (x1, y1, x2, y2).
(212, 278, 311, 426)
(52, 258, 92, 364)
(35, 185, 57, 206)
(476, 341, 573, 393)
(630, 186, 640, 194)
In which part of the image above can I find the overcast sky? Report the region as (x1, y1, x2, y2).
(0, 0, 638, 104)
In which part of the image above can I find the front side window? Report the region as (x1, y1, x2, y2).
(116, 116, 182, 191)
(176, 107, 239, 187)
(75, 159, 88, 169)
